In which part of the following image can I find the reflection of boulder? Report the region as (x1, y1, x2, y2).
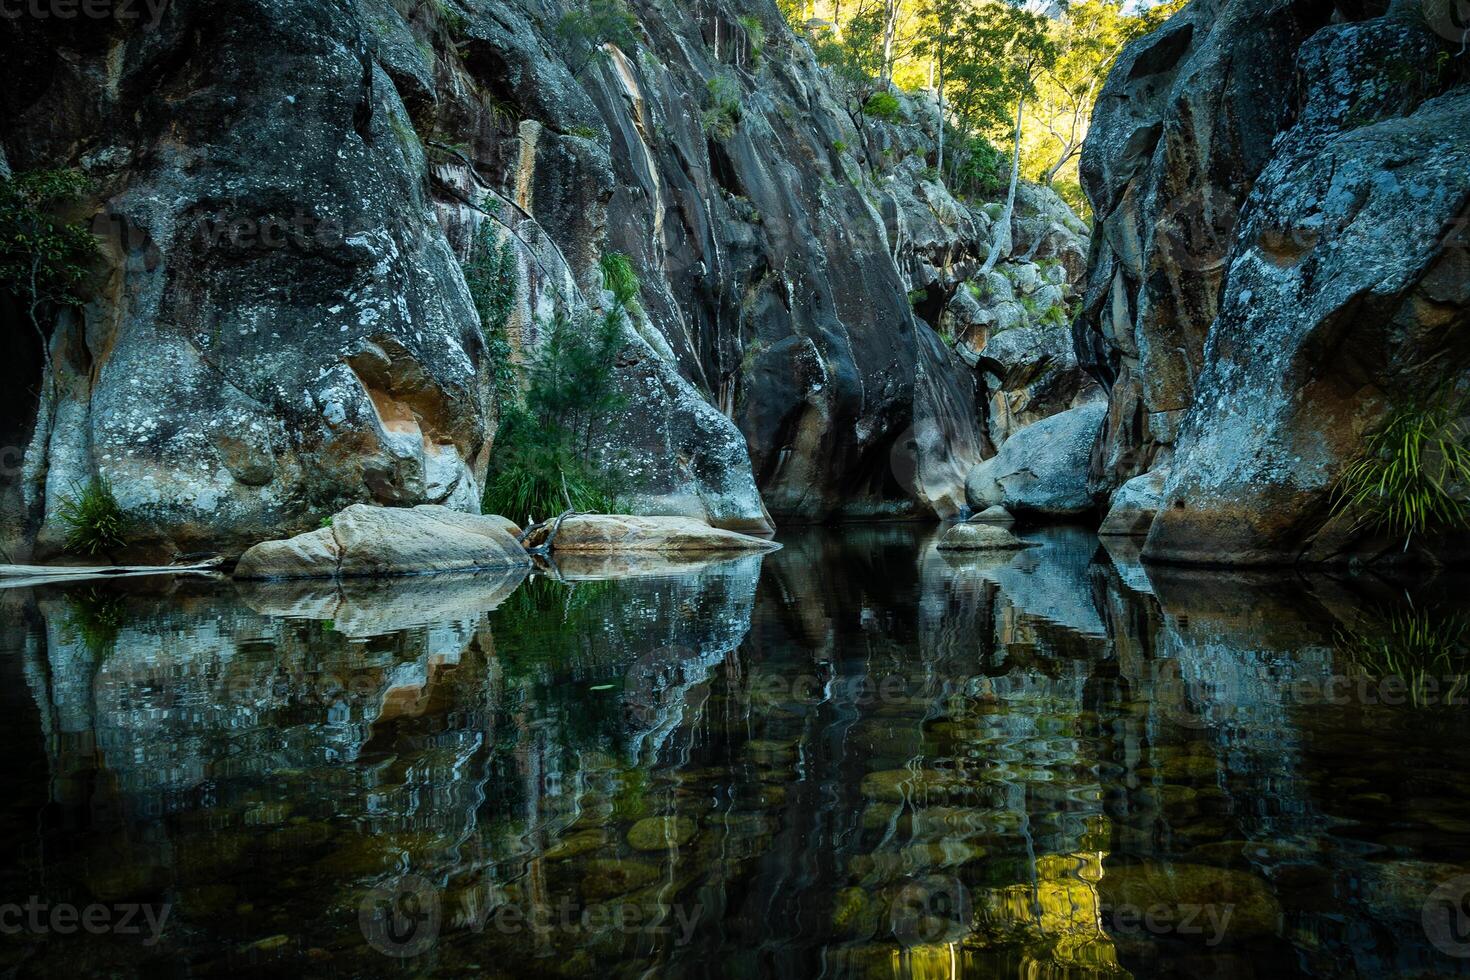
(234, 568, 527, 635)
(972, 528, 1107, 639)
(552, 551, 768, 581)
(524, 514, 779, 554)
(1097, 536, 1155, 596)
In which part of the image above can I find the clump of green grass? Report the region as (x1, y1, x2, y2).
(1332, 394, 1470, 548)
(599, 251, 640, 309)
(701, 74, 743, 141)
(57, 476, 127, 557)
(481, 252, 636, 524)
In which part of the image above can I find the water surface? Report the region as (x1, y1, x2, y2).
(3, 526, 1469, 978)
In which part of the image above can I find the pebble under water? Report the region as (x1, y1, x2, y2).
(3, 526, 1470, 978)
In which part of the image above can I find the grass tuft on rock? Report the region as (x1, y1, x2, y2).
(481, 253, 638, 524)
(57, 476, 128, 557)
(1332, 394, 1470, 548)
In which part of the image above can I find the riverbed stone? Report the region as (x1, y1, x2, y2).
(580, 858, 661, 901)
(626, 816, 698, 851)
(233, 504, 529, 579)
(936, 523, 1033, 552)
(1099, 862, 1282, 940)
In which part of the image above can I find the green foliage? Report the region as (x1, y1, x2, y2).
(906, 288, 927, 308)
(482, 256, 637, 523)
(319, 515, 334, 529)
(701, 74, 743, 141)
(952, 135, 1006, 199)
(737, 14, 765, 67)
(56, 476, 127, 557)
(483, 400, 620, 521)
(832, 139, 848, 155)
(0, 169, 97, 324)
(862, 90, 904, 123)
(599, 251, 640, 308)
(556, 0, 638, 76)
(1332, 394, 1470, 547)
(464, 220, 518, 400)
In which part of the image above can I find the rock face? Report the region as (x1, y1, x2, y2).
(233, 504, 529, 580)
(966, 402, 1106, 518)
(1076, 0, 1470, 564)
(522, 514, 779, 554)
(1, 0, 1095, 560)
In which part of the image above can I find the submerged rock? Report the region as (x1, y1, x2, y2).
(523, 515, 779, 554)
(233, 504, 529, 580)
(625, 816, 697, 851)
(1098, 862, 1282, 941)
(965, 402, 1106, 517)
(936, 523, 1032, 552)
(580, 859, 661, 902)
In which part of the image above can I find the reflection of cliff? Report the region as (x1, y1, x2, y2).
(4, 557, 764, 974)
(3, 534, 1467, 974)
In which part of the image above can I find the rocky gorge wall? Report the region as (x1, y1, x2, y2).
(1075, 0, 1470, 564)
(0, 0, 1091, 561)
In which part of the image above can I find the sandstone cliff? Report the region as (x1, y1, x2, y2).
(1, 0, 1088, 560)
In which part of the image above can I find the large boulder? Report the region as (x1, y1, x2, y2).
(965, 402, 1106, 517)
(1143, 23, 1470, 565)
(233, 504, 530, 580)
(1099, 469, 1167, 537)
(522, 514, 780, 554)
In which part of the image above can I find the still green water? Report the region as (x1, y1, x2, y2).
(2, 526, 1470, 978)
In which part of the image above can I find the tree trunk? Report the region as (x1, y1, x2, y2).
(978, 93, 1025, 277)
(934, 54, 946, 177)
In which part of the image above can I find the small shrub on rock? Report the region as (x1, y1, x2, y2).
(57, 476, 127, 557)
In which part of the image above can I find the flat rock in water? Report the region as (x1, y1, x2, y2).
(525, 515, 780, 554)
(233, 504, 530, 580)
(936, 523, 1033, 552)
(970, 505, 1015, 524)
